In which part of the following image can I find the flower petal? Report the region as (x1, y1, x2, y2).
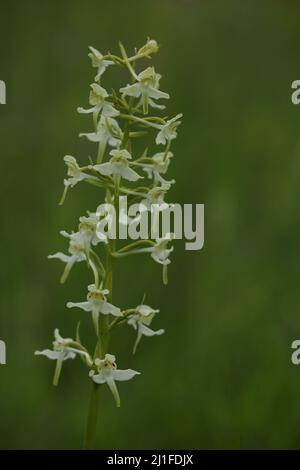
(48, 252, 72, 263)
(100, 301, 122, 317)
(77, 106, 97, 114)
(137, 304, 159, 316)
(79, 132, 103, 143)
(140, 324, 165, 337)
(34, 349, 61, 360)
(148, 87, 170, 100)
(67, 301, 92, 312)
(155, 130, 166, 145)
(93, 162, 113, 176)
(120, 83, 141, 98)
(148, 98, 166, 110)
(90, 371, 107, 384)
(121, 167, 142, 182)
(102, 102, 119, 117)
(112, 369, 141, 382)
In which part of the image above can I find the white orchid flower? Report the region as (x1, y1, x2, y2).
(151, 236, 174, 285)
(120, 66, 169, 114)
(67, 284, 122, 334)
(132, 184, 171, 235)
(63, 155, 90, 186)
(93, 149, 142, 183)
(80, 116, 123, 146)
(127, 304, 164, 353)
(48, 231, 87, 283)
(78, 211, 108, 261)
(77, 83, 119, 118)
(150, 236, 174, 265)
(141, 183, 171, 211)
(88, 46, 114, 81)
(35, 329, 92, 386)
(156, 114, 183, 145)
(79, 116, 123, 163)
(148, 235, 174, 284)
(89, 354, 140, 407)
(79, 213, 100, 247)
(50, 212, 106, 278)
(122, 235, 173, 285)
(60, 155, 96, 205)
(142, 151, 174, 184)
(121, 235, 173, 266)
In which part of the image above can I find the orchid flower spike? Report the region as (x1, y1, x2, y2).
(42, 39, 182, 435)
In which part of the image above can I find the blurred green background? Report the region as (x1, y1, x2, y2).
(1, 0, 300, 449)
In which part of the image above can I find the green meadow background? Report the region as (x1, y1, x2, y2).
(1, 0, 300, 449)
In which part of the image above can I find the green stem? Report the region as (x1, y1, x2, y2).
(108, 309, 136, 331)
(52, 358, 63, 386)
(102, 54, 124, 66)
(163, 141, 171, 161)
(83, 250, 112, 450)
(118, 42, 138, 80)
(96, 246, 112, 359)
(85, 177, 146, 197)
(83, 185, 114, 451)
(127, 51, 154, 62)
(118, 239, 154, 253)
(89, 258, 99, 288)
(111, 246, 153, 258)
(119, 113, 161, 129)
(84, 382, 99, 450)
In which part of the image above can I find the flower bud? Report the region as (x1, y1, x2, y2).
(138, 39, 159, 56)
